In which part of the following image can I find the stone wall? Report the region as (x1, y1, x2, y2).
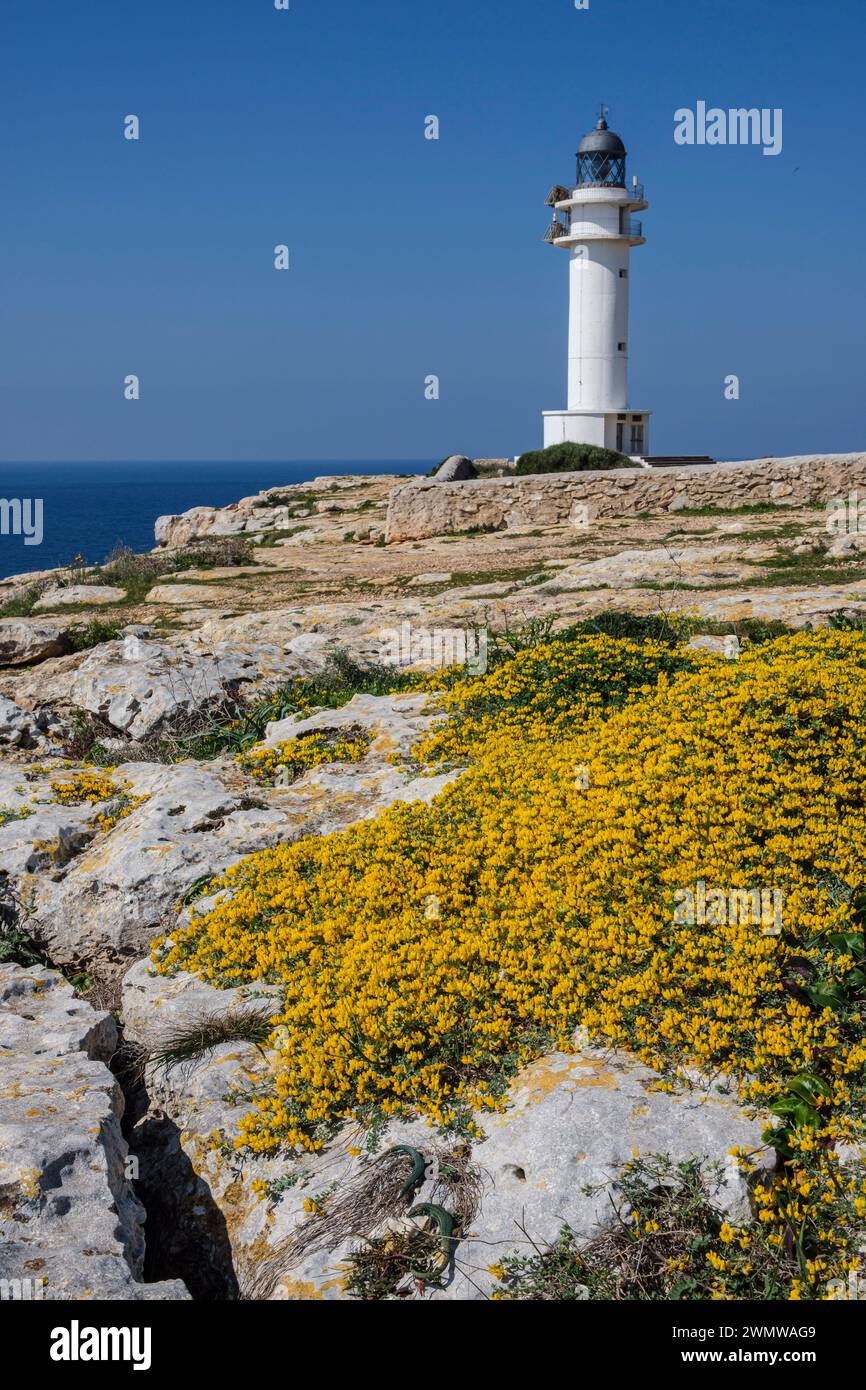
(385, 453, 866, 542)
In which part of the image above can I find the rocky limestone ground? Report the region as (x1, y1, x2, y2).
(120, 961, 772, 1302)
(0, 964, 188, 1300)
(1, 465, 864, 1299)
(0, 692, 453, 974)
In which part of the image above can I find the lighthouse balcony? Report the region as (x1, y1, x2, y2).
(544, 219, 569, 244)
(546, 216, 644, 247)
(553, 184, 648, 214)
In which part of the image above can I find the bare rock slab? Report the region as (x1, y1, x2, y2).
(439, 1050, 772, 1300)
(144, 583, 232, 606)
(0, 694, 61, 749)
(0, 618, 69, 667)
(33, 585, 125, 611)
(68, 637, 320, 739)
(0, 964, 188, 1300)
(436, 456, 478, 482)
(17, 762, 295, 970)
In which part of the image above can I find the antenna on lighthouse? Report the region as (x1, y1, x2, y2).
(598, 102, 609, 125)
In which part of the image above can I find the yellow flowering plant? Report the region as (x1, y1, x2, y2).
(48, 769, 123, 805)
(46, 768, 148, 832)
(155, 628, 866, 1296)
(237, 730, 372, 786)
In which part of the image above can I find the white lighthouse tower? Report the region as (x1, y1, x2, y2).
(542, 111, 650, 457)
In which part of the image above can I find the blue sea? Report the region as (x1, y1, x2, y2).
(0, 460, 434, 582)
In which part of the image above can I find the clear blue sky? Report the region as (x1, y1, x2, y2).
(1, 0, 863, 463)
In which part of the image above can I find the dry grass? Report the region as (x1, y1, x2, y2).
(147, 1006, 275, 1080)
(240, 1141, 483, 1301)
(240, 1146, 427, 1300)
(429, 1144, 483, 1229)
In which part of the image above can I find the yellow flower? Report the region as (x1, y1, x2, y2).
(150, 626, 866, 1297)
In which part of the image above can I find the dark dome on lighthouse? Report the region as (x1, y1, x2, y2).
(577, 117, 626, 156)
(576, 116, 627, 187)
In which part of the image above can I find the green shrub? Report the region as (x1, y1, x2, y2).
(515, 442, 631, 475)
(0, 586, 42, 618)
(96, 539, 256, 601)
(570, 610, 684, 645)
(67, 620, 124, 651)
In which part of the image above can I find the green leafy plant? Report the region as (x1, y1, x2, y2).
(515, 442, 631, 475)
(765, 1074, 834, 1160)
(67, 620, 124, 651)
(0, 586, 42, 618)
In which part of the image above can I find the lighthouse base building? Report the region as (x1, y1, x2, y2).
(542, 405, 651, 456)
(543, 114, 651, 459)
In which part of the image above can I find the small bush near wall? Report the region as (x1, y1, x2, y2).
(515, 442, 631, 475)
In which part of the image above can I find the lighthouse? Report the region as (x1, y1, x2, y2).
(542, 111, 650, 457)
